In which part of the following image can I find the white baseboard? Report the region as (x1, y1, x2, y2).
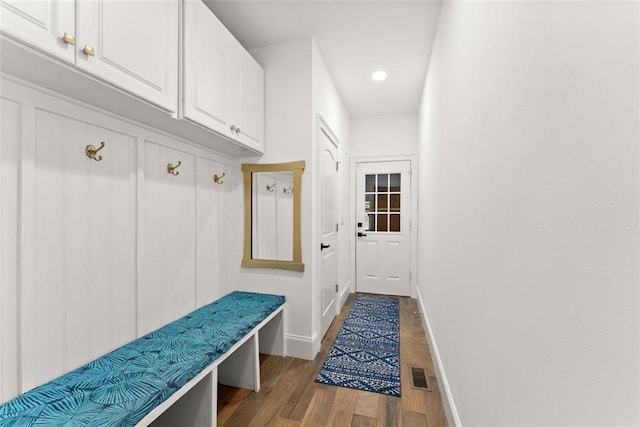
(338, 281, 351, 311)
(415, 286, 462, 427)
(285, 333, 318, 361)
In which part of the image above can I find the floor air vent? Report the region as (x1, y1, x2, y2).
(410, 367, 431, 391)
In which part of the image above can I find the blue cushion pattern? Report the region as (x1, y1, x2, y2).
(0, 291, 285, 426)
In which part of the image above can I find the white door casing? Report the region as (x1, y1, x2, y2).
(356, 161, 411, 296)
(319, 125, 338, 338)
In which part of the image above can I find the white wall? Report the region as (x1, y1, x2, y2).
(239, 39, 315, 359)
(239, 39, 350, 359)
(350, 113, 418, 158)
(418, 1, 639, 426)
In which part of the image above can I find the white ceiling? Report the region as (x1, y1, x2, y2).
(204, 1, 443, 118)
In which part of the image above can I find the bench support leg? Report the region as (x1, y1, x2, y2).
(218, 334, 260, 392)
(258, 309, 284, 356)
(149, 369, 216, 427)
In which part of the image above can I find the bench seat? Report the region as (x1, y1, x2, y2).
(0, 291, 285, 426)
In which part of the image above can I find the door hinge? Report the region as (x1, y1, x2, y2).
(336, 161, 340, 171)
(336, 223, 339, 232)
(409, 272, 412, 281)
(335, 284, 339, 292)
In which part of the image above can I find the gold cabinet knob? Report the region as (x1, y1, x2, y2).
(83, 45, 95, 57)
(230, 125, 237, 133)
(62, 33, 75, 46)
(235, 127, 241, 134)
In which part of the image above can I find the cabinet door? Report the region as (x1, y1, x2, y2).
(238, 48, 265, 152)
(196, 157, 231, 307)
(140, 140, 196, 334)
(183, 0, 239, 139)
(75, 0, 178, 112)
(21, 110, 137, 391)
(0, 0, 75, 63)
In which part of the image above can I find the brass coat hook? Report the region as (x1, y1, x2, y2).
(86, 142, 105, 161)
(167, 161, 182, 176)
(213, 172, 226, 184)
(283, 187, 293, 194)
(266, 183, 275, 192)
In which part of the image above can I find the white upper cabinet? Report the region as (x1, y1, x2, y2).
(75, 0, 178, 112)
(0, 0, 178, 113)
(238, 48, 265, 152)
(183, 0, 264, 153)
(1, 0, 262, 155)
(0, 0, 75, 63)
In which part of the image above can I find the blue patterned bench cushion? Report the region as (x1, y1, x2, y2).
(0, 291, 285, 426)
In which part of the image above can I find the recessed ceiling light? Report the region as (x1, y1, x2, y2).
(371, 70, 387, 82)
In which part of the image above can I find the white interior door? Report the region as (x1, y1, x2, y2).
(319, 128, 338, 338)
(356, 161, 411, 296)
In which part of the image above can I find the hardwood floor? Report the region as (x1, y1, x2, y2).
(218, 294, 449, 426)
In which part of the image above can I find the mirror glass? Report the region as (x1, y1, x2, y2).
(242, 161, 305, 271)
(252, 171, 293, 261)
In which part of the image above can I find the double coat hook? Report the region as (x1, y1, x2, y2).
(167, 161, 182, 176)
(86, 142, 105, 161)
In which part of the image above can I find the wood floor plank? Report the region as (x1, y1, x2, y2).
(279, 357, 324, 421)
(325, 386, 359, 427)
(351, 414, 377, 427)
(377, 394, 401, 427)
(300, 386, 337, 426)
(223, 385, 275, 426)
(403, 410, 428, 426)
(354, 391, 379, 418)
(273, 417, 301, 427)
(217, 384, 252, 425)
(248, 359, 307, 425)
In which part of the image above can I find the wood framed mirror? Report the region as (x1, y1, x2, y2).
(242, 161, 305, 271)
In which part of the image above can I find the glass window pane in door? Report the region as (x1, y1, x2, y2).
(377, 194, 388, 212)
(390, 173, 401, 192)
(390, 214, 401, 232)
(390, 194, 400, 212)
(366, 174, 375, 192)
(377, 214, 388, 231)
(377, 174, 388, 192)
(366, 214, 375, 231)
(365, 194, 375, 213)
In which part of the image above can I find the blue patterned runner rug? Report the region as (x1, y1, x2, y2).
(315, 294, 400, 397)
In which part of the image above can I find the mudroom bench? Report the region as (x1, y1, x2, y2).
(0, 291, 286, 426)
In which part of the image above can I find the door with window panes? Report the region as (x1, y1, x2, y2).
(355, 161, 411, 296)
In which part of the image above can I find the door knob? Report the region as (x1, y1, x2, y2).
(320, 243, 330, 250)
(357, 232, 367, 237)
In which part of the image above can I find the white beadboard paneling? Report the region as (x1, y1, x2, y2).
(61, 116, 91, 371)
(0, 97, 21, 401)
(87, 125, 137, 359)
(196, 157, 230, 308)
(140, 140, 196, 334)
(103, 129, 137, 353)
(21, 109, 138, 391)
(21, 108, 66, 391)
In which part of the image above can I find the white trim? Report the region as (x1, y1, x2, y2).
(415, 286, 461, 427)
(338, 280, 351, 312)
(285, 332, 318, 361)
